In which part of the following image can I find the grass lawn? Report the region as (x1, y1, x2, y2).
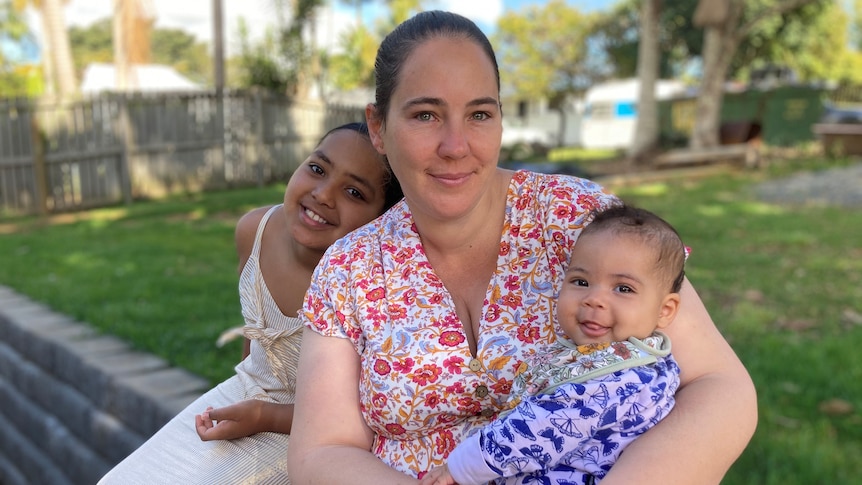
(1, 156, 860, 483)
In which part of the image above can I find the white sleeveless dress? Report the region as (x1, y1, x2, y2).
(99, 205, 302, 484)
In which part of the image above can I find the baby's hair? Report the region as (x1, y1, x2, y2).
(318, 122, 403, 211)
(581, 205, 686, 293)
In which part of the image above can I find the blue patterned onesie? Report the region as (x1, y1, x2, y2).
(445, 332, 680, 485)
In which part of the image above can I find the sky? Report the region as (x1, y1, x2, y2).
(21, 0, 617, 58)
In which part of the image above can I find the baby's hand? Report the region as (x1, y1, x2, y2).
(418, 465, 457, 485)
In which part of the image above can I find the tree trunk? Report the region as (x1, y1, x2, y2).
(41, 0, 77, 98)
(689, 1, 741, 149)
(629, 0, 661, 162)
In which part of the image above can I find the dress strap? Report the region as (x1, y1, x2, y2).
(251, 204, 282, 258)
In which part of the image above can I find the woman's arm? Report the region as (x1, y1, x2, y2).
(600, 279, 757, 484)
(287, 329, 419, 484)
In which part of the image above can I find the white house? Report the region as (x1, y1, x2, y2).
(81, 63, 202, 93)
(581, 78, 687, 150)
(500, 95, 582, 149)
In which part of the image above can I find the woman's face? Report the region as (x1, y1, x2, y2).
(368, 36, 503, 222)
(283, 129, 388, 252)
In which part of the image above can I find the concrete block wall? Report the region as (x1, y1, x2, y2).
(0, 286, 209, 485)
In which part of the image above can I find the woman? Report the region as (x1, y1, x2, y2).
(287, 11, 757, 484)
(99, 122, 402, 484)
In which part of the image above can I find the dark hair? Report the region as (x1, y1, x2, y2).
(319, 122, 403, 211)
(371, 10, 500, 125)
(581, 205, 686, 293)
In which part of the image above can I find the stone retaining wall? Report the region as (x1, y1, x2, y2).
(0, 286, 208, 485)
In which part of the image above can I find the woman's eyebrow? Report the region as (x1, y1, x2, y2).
(403, 96, 499, 109)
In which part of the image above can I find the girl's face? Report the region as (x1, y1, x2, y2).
(368, 36, 503, 222)
(283, 129, 388, 252)
(556, 231, 679, 346)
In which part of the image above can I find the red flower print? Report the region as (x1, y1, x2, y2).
(366, 287, 385, 301)
(442, 314, 460, 328)
(385, 423, 406, 436)
(446, 382, 465, 394)
(612, 342, 632, 359)
(374, 358, 391, 375)
(504, 275, 520, 291)
(443, 356, 464, 374)
(372, 392, 388, 408)
(312, 317, 328, 331)
(500, 241, 511, 256)
(435, 429, 457, 455)
(491, 378, 512, 395)
(424, 392, 441, 409)
(517, 323, 540, 343)
(368, 307, 384, 329)
(485, 304, 501, 322)
(437, 413, 457, 425)
(389, 304, 407, 320)
(439, 331, 464, 347)
(393, 358, 415, 373)
(553, 205, 573, 220)
(576, 193, 599, 211)
(424, 273, 443, 288)
(501, 292, 522, 310)
(308, 295, 323, 313)
(429, 293, 443, 305)
(395, 247, 416, 263)
(402, 288, 417, 306)
(331, 253, 348, 265)
(456, 397, 481, 414)
(552, 187, 571, 200)
(410, 364, 442, 386)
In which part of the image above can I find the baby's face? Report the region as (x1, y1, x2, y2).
(556, 231, 670, 345)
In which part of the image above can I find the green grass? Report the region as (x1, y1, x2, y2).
(1, 158, 860, 483)
(0, 185, 287, 385)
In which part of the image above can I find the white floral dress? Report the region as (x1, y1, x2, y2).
(303, 170, 619, 477)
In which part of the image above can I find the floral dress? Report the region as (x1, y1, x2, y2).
(303, 170, 618, 477)
(445, 333, 680, 485)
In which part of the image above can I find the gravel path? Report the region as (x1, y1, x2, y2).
(755, 163, 862, 207)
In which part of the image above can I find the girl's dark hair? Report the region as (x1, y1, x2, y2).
(582, 205, 687, 293)
(372, 10, 500, 125)
(319, 122, 403, 211)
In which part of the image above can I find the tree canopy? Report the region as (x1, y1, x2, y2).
(67, 17, 212, 85)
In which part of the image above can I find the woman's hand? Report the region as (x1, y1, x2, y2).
(194, 400, 294, 441)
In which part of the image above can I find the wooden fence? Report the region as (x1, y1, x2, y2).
(0, 91, 365, 216)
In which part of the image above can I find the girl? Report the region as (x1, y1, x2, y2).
(99, 122, 402, 484)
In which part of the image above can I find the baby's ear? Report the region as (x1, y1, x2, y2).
(657, 293, 681, 329)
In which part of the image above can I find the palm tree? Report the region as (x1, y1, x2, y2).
(112, 0, 155, 90)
